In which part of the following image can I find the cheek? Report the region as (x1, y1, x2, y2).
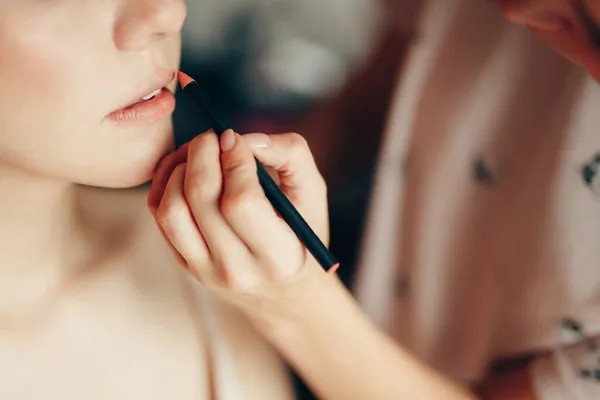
(0, 31, 116, 184)
(0, 24, 110, 142)
(0, 19, 77, 96)
(165, 35, 183, 68)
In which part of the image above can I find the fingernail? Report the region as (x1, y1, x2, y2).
(220, 129, 236, 152)
(243, 133, 270, 149)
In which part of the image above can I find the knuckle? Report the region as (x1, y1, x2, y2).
(286, 132, 310, 154)
(218, 270, 245, 291)
(227, 159, 256, 176)
(222, 150, 255, 173)
(156, 198, 188, 230)
(286, 133, 316, 165)
(188, 131, 218, 157)
(186, 256, 210, 276)
(282, 132, 325, 189)
(220, 189, 260, 221)
(184, 169, 220, 204)
(220, 270, 258, 292)
(192, 129, 218, 145)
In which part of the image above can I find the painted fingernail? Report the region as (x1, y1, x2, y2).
(243, 133, 270, 149)
(220, 129, 236, 152)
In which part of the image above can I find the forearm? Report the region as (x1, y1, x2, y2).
(254, 272, 477, 400)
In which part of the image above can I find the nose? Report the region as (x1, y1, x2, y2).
(498, 0, 567, 31)
(114, 0, 187, 52)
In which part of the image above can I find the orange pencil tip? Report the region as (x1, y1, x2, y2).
(327, 263, 340, 275)
(178, 71, 195, 89)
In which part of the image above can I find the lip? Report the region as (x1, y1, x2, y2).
(107, 88, 176, 125)
(106, 71, 177, 125)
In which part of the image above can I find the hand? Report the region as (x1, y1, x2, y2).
(147, 129, 331, 318)
(497, 0, 600, 82)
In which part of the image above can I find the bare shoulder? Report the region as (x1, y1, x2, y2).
(76, 185, 294, 400)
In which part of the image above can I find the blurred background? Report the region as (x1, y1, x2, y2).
(173, 1, 414, 397)
(175, 0, 414, 288)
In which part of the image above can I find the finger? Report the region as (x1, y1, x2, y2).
(155, 162, 212, 284)
(497, 0, 568, 30)
(148, 139, 193, 212)
(155, 223, 206, 282)
(496, 1, 600, 79)
(184, 130, 259, 289)
(155, 223, 188, 270)
(242, 132, 326, 204)
(242, 132, 328, 242)
(220, 129, 305, 280)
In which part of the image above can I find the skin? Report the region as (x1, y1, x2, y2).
(149, 129, 476, 400)
(0, 0, 597, 399)
(0, 1, 184, 188)
(149, 1, 600, 400)
(499, 0, 600, 80)
(0, 1, 291, 399)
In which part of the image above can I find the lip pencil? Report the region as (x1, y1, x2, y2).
(178, 71, 340, 274)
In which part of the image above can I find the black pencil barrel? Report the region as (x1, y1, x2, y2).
(182, 82, 339, 272)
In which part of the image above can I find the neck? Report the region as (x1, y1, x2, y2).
(0, 165, 90, 319)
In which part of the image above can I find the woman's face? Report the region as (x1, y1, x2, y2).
(0, 0, 186, 188)
(499, 0, 600, 81)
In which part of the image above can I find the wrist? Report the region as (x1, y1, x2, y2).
(246, 263, 350, 336)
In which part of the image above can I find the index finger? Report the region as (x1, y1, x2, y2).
(242, 132, 327, 203)
(242, 132, 329, 245)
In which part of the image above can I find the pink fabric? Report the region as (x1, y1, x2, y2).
(354, 0, 600, 395)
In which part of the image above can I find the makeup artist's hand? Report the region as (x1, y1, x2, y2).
(148, 129, 332, 318)
(149, 131, 477, 400)
(498, 0, 600, 81)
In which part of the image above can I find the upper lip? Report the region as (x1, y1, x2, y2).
(116, 70, 176, 110)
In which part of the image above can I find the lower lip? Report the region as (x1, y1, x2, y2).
(107, 88, 176, 125)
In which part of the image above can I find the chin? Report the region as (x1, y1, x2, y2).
(61, 120, 176, 189)
(102, 173, 154, 189)
(76, 146, 173, 190)
(75, 167, 154, 190)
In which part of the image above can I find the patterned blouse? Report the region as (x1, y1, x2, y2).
(354, 1, 600, 398)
